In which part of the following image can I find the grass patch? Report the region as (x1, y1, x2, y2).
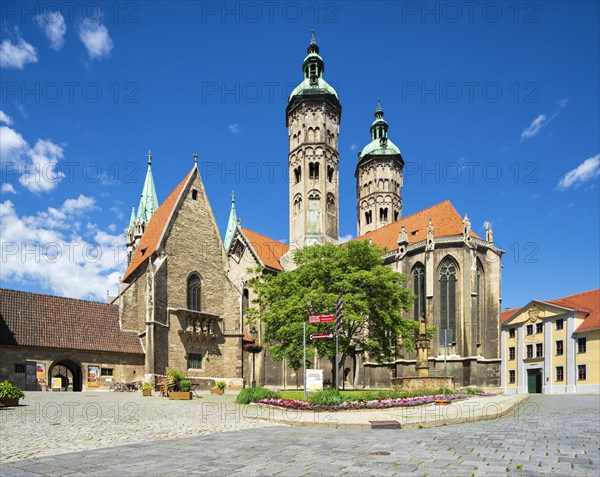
(279, 388, 455, 402)
(236, 386, 281, 404)
(466, 387, 484, 395)
(308, 388, 343, 406)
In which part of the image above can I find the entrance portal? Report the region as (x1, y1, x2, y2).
(527, 368, 542, 394)
(50, 360, 83, 391)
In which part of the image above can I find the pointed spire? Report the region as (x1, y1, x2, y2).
(397, 225, 408, 246)
(128, 204, 136, 228)
(485, 221, 494, 243)
(136, 150, 159, 224)
(193, 153, 198, 165)
(370, 99, 389, 141)
(224, 190, 238, 250)
(463, 213, 471, 239)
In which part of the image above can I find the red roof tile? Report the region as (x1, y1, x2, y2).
(354, 200, 479, 251)
(123, 170, 192, 282)
(0, 289, 143, 354)
(545, 289, 599, 333)
(241, 227, 289, 271)
(501, 308, 520, 325)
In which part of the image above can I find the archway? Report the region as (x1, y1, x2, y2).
(49, 359, 83, 392)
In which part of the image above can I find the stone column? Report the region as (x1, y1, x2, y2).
(415, 318, 430, 376)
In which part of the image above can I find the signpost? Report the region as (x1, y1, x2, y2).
(303, 321, 307, 399)
(335, 296, 343, 391)
(308, 314, 335, 324)
(310, 333, 333, 340)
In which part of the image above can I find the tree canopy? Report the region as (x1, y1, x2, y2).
(246, 240, 417, 373)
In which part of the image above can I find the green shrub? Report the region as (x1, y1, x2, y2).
(308, 388, 343, 406)
(0, 380, 25, 400)
(466, 387, 484, 395)
(216, 381, 227, 390)
(141, 381, 153, 391)
(236, 386, 280, 404)
(180, 380, 191, 392)
(167, 369, 185, 381)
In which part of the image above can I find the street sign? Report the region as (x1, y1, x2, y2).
(308, 314, 335, 324)
(335, 296, 343, 334)
(310, 333, 334, 340)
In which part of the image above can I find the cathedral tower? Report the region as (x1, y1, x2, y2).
(355, 101, 404, 236)
(287, 33, 341, 249)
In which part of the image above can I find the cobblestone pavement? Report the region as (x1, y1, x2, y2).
(1, 394, 599, 476)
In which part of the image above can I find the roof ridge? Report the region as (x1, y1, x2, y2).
(543, 288, 599, 303)
(241, 226, 288, 245)
(0, 288, 115, 307)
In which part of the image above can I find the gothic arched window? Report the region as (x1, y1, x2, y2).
(187, 274, 201, 311)
(439, 258, 457, 348)
(412, 264, 425, 321)
(475, 260, 484, 344)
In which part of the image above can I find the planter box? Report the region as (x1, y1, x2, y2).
(169, 391, 192, 400)
(0, 398, 20, 407)
(142, 389, 152, 397)
(210, 387, 225, 395)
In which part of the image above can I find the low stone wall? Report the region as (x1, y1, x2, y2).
(391, 376, 454, 392)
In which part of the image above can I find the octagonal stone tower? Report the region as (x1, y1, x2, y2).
(355, 101, 404, 236)
(287, 34, 342, 249)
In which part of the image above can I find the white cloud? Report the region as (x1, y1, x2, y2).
(557, 154, 600, 190)
(19, 139, 66, 193)
(228, 123, 241, 134)
(35, 11, 67, 51)
(0, 121, 66, 193)
(339, 234, 353, 244)
(0, 34, 38, 69)
(0, 110, 13, 125)
(109, 206, 124, 220)
(350, 144, 359, 152)
(1, 183, 16, 194)
(520, 98, 569, 141)
(78, 19, 113, 60)
(0, 197, 125, 300)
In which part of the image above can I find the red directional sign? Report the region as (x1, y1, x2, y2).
(310, 333, 334, 340)
(308, 314, 335, 324)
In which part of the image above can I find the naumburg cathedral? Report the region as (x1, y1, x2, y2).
(0, 36, 503, 391)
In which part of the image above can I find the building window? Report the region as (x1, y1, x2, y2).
(101, 368, 113, 376)
(555, 340, 563, 356)
(188, 353, 202, 369)
(578, 364, 587, 381)
(577, 337, 586, 353)
(15, 364, 25, 373)
(556, 319, 564, 330)
(309, 162, 319, 180)
(327, 165, 334, 183)
(509, 370, 516, 384)
(475, 262, 483, 344)
(412, 264, 425, 321)
(526, 324, 533, 336)
(365, 210, 372, 225)
(536, 343, 543, 357)
(556, 366, 564, 382)
(439, 258, 457, 348)
(526, 344, 533, 359)
(294, 166, 301, 184)
(379, 207, 388, 222)
(187, 273, 201, 311)
(508, 328, 515, 339)
(536, 323, 543, 334)
(242, 288, 250, 315)
(192, 189, 198, 200)
(509, 347, 515, 360)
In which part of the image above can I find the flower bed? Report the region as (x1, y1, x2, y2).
(257, 394, 467, 411)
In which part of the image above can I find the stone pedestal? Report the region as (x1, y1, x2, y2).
(391, 376, 454, 392)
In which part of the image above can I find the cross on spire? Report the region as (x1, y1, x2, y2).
(193, 153, 198, 164)
(231, 190, 235, 203)
(147, 150, 152, 165)
(311, 29, 316, 42)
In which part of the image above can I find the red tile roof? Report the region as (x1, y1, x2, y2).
(241, 227, 289, 271)
(545, 289, 599, 333)
(501, 308, 520, 325)
(0, 289, 143, 354)
(501, 289, 599, 332)
(354, 200, 479, 251)
(123, 170, 192, 282)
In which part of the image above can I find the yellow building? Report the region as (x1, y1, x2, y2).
(501, 289, 599, 394)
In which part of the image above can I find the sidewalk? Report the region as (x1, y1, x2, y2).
(250, 394, 529, 429)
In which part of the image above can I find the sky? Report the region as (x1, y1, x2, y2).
(0, 1, 599, 309)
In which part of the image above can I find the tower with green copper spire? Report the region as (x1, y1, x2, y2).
(355, 100, 404, 236)
(223, 191, 237, 250)
(287, 32, 341, 249)
(126, 150, 160, 263)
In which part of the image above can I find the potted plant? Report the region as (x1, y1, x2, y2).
(211, 381, 226, 395)
(141, 381, 153, 397)
(169, 379, 192, 400)
(0, 380, 25, 407)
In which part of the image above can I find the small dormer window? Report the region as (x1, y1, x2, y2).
(192, 189, 198, 200)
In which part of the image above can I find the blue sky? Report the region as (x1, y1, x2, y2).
(1, 1, 598, 308)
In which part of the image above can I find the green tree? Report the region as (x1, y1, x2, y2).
(246, 241, 417, 382)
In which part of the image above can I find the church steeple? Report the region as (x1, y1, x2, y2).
(136, 150, 159, 224)
(370, 99, 389, 141)
(128, 205, 136, 228)
(224, 191, 237, 251)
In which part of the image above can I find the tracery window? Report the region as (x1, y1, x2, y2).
(187, 274, 201, 311)
(412, 264, 425, 321)
(439, 258, 457, 349)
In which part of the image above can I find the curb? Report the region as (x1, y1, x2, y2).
(253, 395, 530, 430)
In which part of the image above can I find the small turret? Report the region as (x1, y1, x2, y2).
(224, 191, 237, 251)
